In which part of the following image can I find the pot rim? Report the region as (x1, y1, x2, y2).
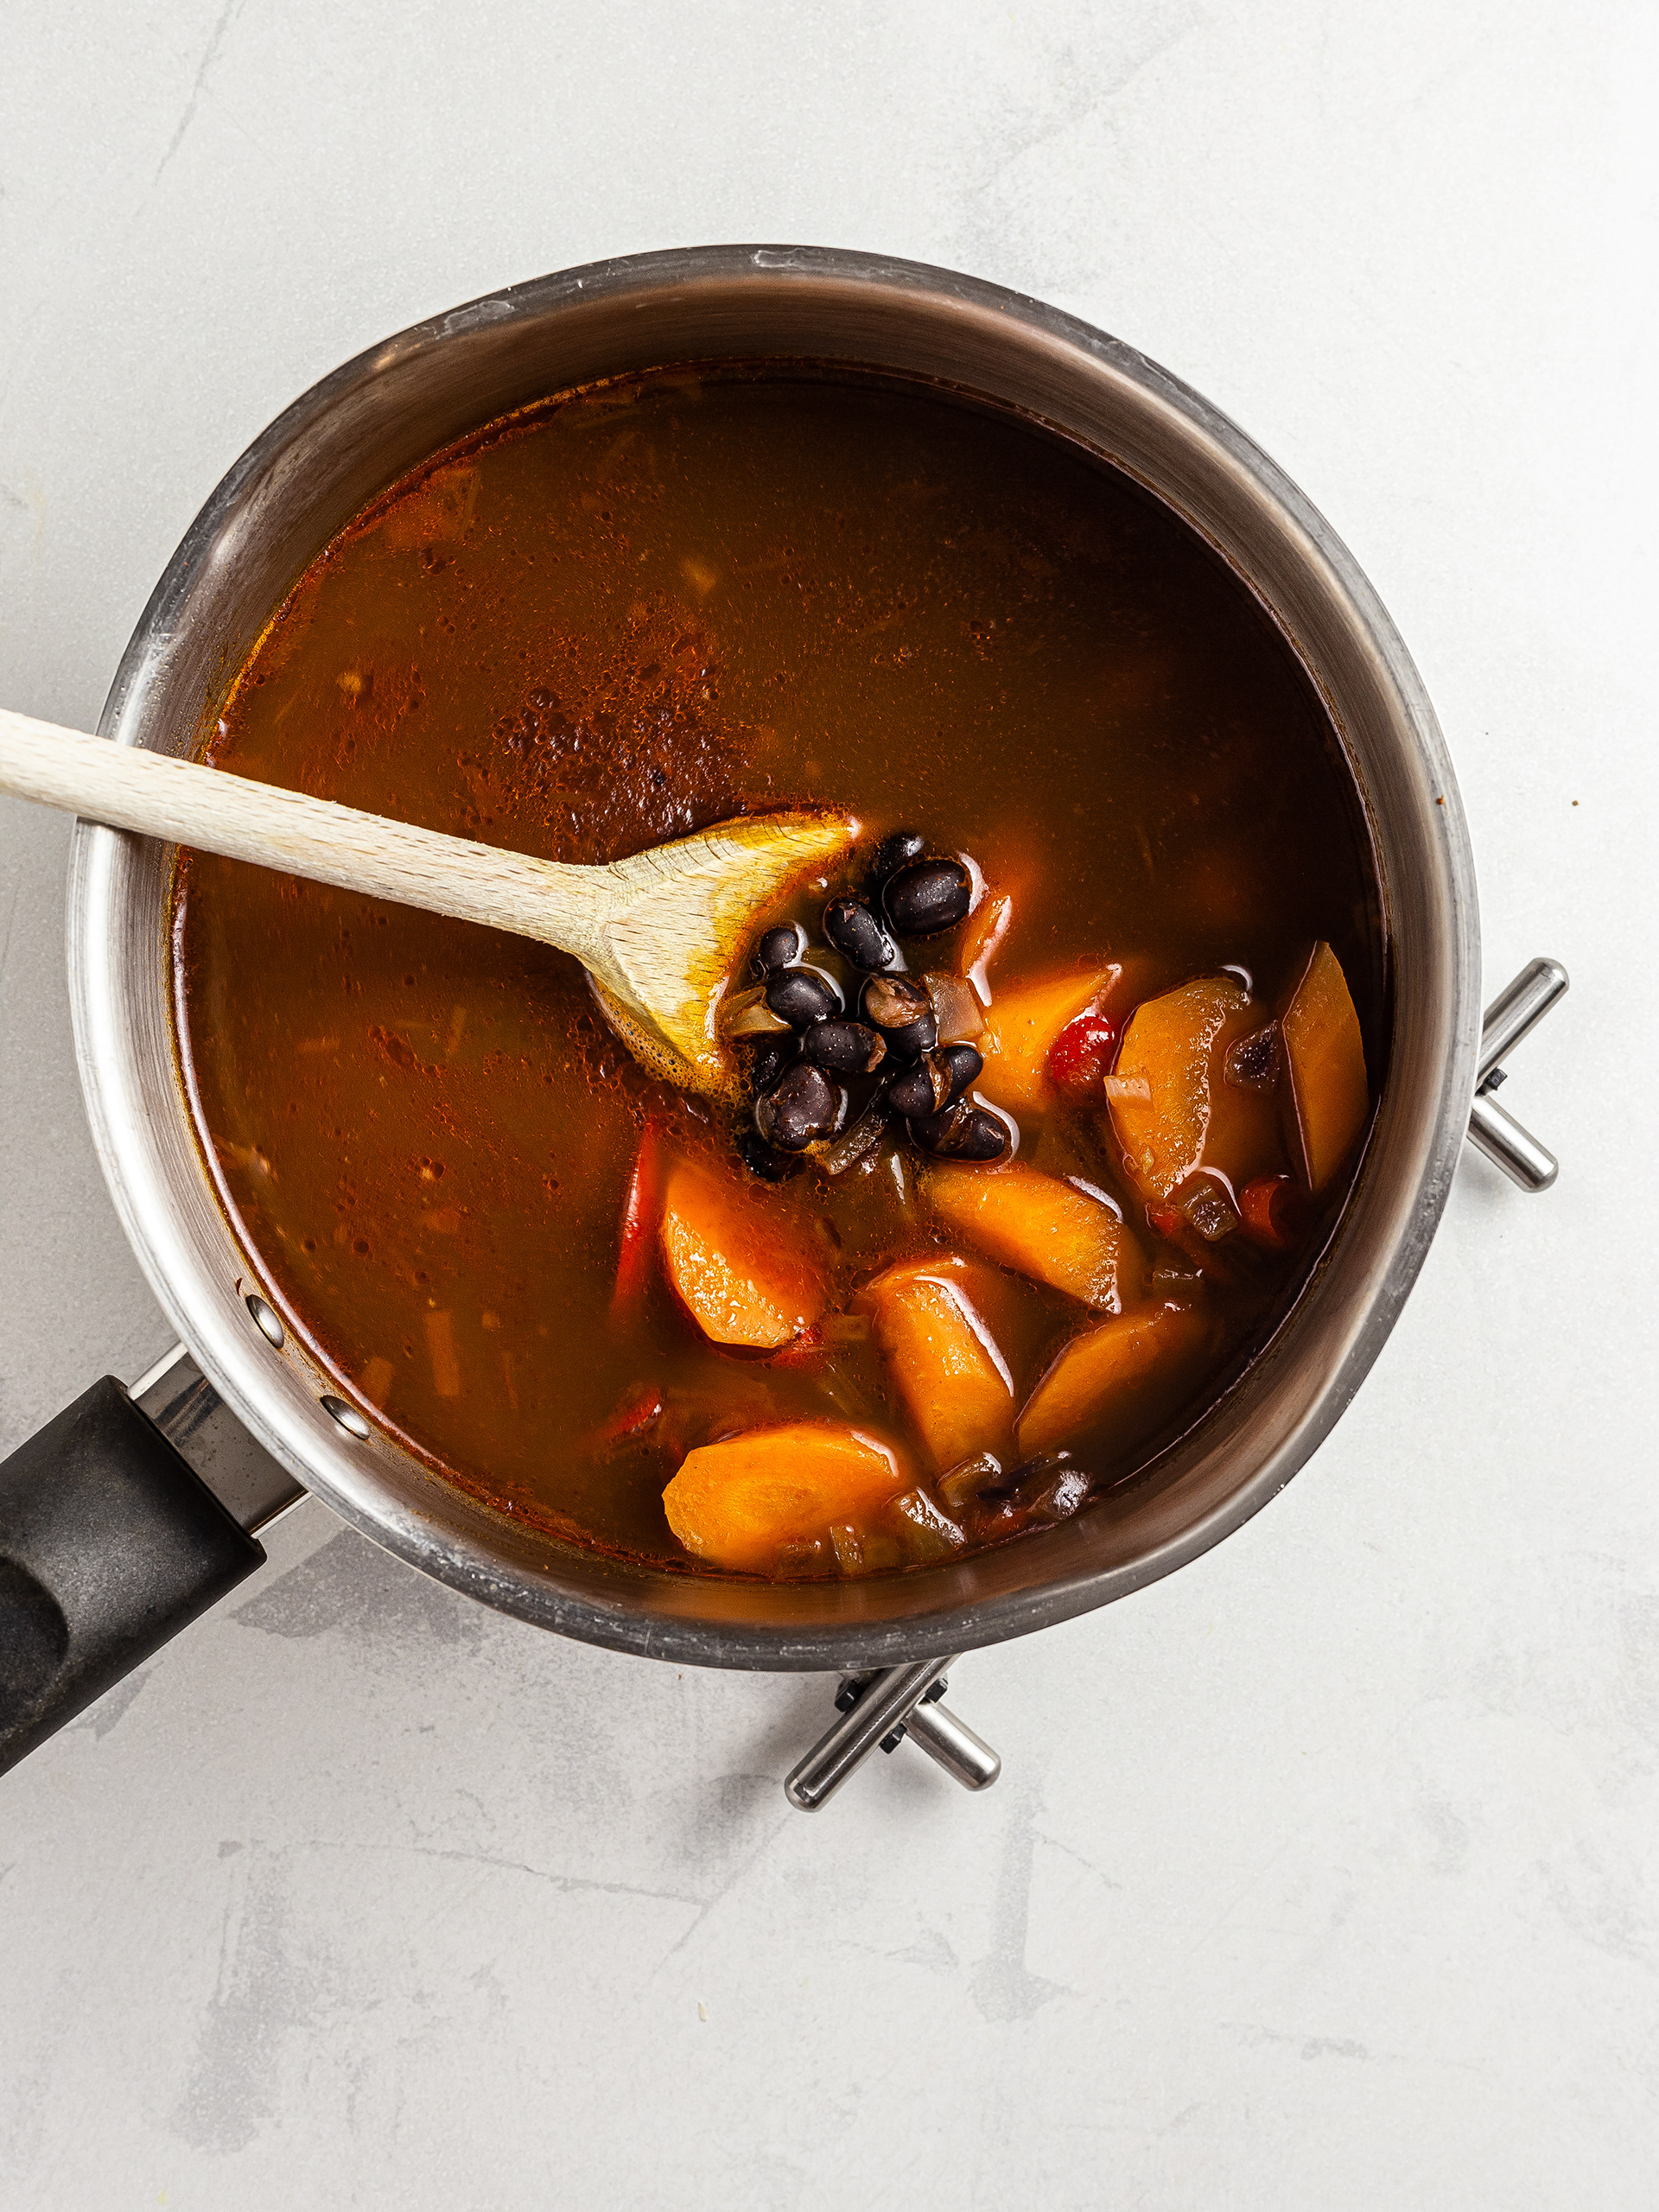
(67, 245, 1480, 1669)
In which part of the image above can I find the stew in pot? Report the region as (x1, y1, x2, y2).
(172, 365, 1385, 1578)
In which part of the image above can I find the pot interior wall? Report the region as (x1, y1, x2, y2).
(71, 250, 1478, 1667)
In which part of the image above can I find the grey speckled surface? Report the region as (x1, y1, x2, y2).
(2, 3, 1656, 2205)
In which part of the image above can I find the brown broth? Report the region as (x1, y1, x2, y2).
(174, 365, 1384, 1569)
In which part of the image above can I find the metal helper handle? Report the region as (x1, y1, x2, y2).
(904, 1694, 1002, 1792)
(1465, 957, 1567, 1191)
(1467, 1089, 1559, 1192)
(1478, 957, 1569, 1084)
(785, 1658, 1001, 1809)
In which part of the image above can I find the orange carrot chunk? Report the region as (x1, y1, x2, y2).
(976, 967, 1120, 1116)
(1107, 975, 1249, 1201)
(659, 1159, 826, 1349)
(861, 1256, 1015, 1471)
(1016, 1304, 1211, 1459)
(663, 1421, 907, 1570)
(918, 1160, 1141, 1311)
(1281, 941, 1370, 1192)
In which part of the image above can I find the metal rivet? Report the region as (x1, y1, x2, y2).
(320, 1395, 371, 1440)
(246, 1294, 284, 1347)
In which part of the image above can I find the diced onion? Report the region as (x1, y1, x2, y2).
(829, 1522, 867, 1574)
(924, 970, 984, 1042)
(822, 1100, 887, 1175)
(889, 1486, 968, 1561)
(721, 985, 791, 1038)
(937, 1452, 1003, 1512)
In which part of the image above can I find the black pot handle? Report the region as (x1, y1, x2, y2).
(0, 1376, 266, 1777)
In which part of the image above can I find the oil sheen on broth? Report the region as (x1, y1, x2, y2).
(173, 366, 1384, 1572)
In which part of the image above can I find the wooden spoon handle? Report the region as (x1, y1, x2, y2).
(0, 709, 604, 960)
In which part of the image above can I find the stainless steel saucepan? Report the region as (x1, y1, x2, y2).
(0, 246, 1564, 1801)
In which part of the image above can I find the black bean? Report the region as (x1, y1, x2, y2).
(747, 1034, 795, 1097)
(883, 856, 973, 937)
(859, 974, 937, 1060)
(907, 1100, 968, 1152)
(889, 1018, 937, 1060)
(953, 1109, 1011, 1160)
(1224, 1021, 1281, 1094)
(756, 1061, 843, 1151)
(887, 1045, 969, 1116)
(868, 829, 927, 886)
(751, 923, 804, 977)
(765, 966, 842, 1027)
(910, 1101, 1008, 1160)
(823, 895, 899, 972)
(736, 1126, 799, 1181)
(936, 1043, 982, 1102)
(801, 1018, 887, 1076)
(887, 1058, 944, 1117)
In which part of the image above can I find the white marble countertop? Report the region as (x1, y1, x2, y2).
(2, 3, 1655, 2204)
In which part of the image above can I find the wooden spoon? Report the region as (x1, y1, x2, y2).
(0, 708, 857, 1097)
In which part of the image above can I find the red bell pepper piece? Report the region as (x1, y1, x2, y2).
(610, 1121, 665, 1319)
(1046, 1008, 1121, 1099)
(1238, 1173, 1306, 1250)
